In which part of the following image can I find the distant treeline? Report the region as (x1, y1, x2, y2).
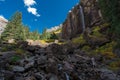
(1, 11, 59, 41)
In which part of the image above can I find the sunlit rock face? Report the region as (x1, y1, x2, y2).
(62, 0, 103, 39)
(0, 16, 8, 35)
(46, 24, 62, 33)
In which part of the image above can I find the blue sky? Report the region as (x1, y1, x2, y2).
(0, 0, 79, 33)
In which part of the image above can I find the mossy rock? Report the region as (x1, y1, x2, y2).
(15, 48, 25, 55)
(91, 26, 104, 37)
(94, 41, 117, 59)
(82, 45, 91, 52)
(11, 55, 21, 63)
(1, 47, 8, 52)
(108, 59, 120, 71)
(72, 34, 86, 45)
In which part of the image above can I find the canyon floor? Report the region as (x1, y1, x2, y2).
(0, 41, 120, 80)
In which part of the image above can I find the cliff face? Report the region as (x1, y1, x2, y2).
(62, 0, 103, 39)
(0, 16, 8, 35)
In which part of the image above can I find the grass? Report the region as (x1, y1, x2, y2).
(72, 34, 86, 44)
(108, 59, 120, 71)
(91, 41, 117, 59)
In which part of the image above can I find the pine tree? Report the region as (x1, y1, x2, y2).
(32, 30, 40, 40)
(1, 11, 23, 41)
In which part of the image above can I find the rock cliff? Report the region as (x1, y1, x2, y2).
(0, 16, 8, 35)
(62, 0, 103, 39)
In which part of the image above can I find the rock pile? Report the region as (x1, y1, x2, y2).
(0, 42, 119, 80)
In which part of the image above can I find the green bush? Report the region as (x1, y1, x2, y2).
(11, 55, 21, 63)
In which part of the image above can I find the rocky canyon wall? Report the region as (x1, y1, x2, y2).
(62, 0, 103, 39)
(0, 16, 8, 35)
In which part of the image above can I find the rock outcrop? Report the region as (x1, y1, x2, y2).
(62, 0, 103, 39)
(0, 16, 8, 35)
(46, 24, 62, 33)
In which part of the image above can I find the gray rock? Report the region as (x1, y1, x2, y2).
(12, 66, 25, 72)
(49, 74, 58, 80)
(25, 76, 36, 80)
(37, 55, 47, 65)
(97, 68, 120, 80)
(14, 77, 25, 80)
(114, 48, 120, 57)
(25, 61, 34, 69)
(0, 70, 14, 80)
(35, 72, 44, 80)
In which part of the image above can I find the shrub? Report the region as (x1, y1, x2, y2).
(11, 55, 21, 63)
(72, 34, 86, 44)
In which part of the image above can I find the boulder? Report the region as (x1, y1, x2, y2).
(8, 39, 15, 43)
(12, 66, 25, 72)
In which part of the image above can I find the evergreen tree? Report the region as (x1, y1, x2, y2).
(1, 11, 23, 41)
(1, 11, 41, 41)
(99, 0, 120, 47)
(50, 32, 58, 39)
(32, 30, 40, 40)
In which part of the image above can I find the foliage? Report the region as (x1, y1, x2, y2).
(82, 45, 91, 51)
(72, 34, 86, 44)
(1, 11, 23, 41)
(94, 41, 116, 59)
(1, 44, 17, 52)
(91, 26, 103, 37)
(99, 0, 120, 47)
(50, 32, 58, 39)
(11, 55, 21, 62)
(1, 11, 41, 41)
(108, 59, 120, 71)
(40, 28, 58, 40)
(1, 47, 8, 52)
(29, 30, 40, 40)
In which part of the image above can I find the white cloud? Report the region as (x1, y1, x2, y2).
(28, 7, 40, 17)
(23, 0, 36, 6)
(23, 0, 40, 17)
